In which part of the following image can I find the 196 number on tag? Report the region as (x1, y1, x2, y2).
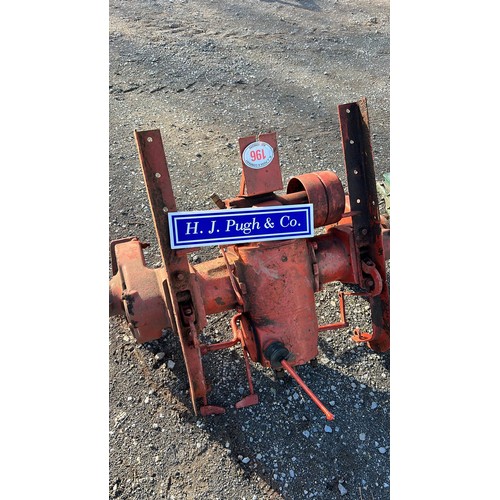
(242, 141, 274, 169)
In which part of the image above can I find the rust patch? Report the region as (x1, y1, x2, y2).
(215, 297, 225, 306)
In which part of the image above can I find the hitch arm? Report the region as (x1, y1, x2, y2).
(338, 98, 390, 352)
(134, 130, 215, 415)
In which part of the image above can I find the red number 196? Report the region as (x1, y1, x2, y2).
(250, 149, 266, 162)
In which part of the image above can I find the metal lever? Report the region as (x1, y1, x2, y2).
(281, 359, 334, 421)
(264, 342, 334, 421)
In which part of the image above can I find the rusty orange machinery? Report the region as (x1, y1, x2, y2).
(109, 98, 390, 420)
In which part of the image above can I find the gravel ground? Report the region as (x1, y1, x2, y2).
(6, 3, 500, 500)
(109, 0, 390, 498)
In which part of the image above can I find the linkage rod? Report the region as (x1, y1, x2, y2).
(280, 359, 334, 421)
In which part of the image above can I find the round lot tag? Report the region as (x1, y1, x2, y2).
(242, 141, 274, 169)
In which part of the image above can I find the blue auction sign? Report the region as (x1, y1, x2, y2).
(168, 204, 314, 249)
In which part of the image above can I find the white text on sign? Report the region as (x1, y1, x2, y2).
(168, 204, 314, 249)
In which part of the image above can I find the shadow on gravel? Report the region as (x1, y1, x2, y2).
(109, 2, 390, 161)
(318, 336, 390, 373)
(121, 317, 390, 499)
(259, 0, 321, 12)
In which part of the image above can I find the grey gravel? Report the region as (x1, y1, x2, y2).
(109, 0, 390, 498)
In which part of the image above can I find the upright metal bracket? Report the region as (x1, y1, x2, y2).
(134, 130, 220, 414)
(338, 98, 390, 352)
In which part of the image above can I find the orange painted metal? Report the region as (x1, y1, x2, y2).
(287, 171, 345, 227)
(314, 228, 359, 285)
(198, 313, 259, 409)
(109, 98, 390, 419)
(228, 239, 319, 367)
(281, 360, 334, 421)
(134, 130, 216, 415)
(109, 237, 171, 343)
(338, 99, 390, 352)
(224, 190, 308, 210)
(238, 132, 283, 196)
(192, 257, 238, 315)
(317, 291, 348, 332)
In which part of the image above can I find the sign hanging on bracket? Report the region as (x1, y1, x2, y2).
(238, 132, 283, 196)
